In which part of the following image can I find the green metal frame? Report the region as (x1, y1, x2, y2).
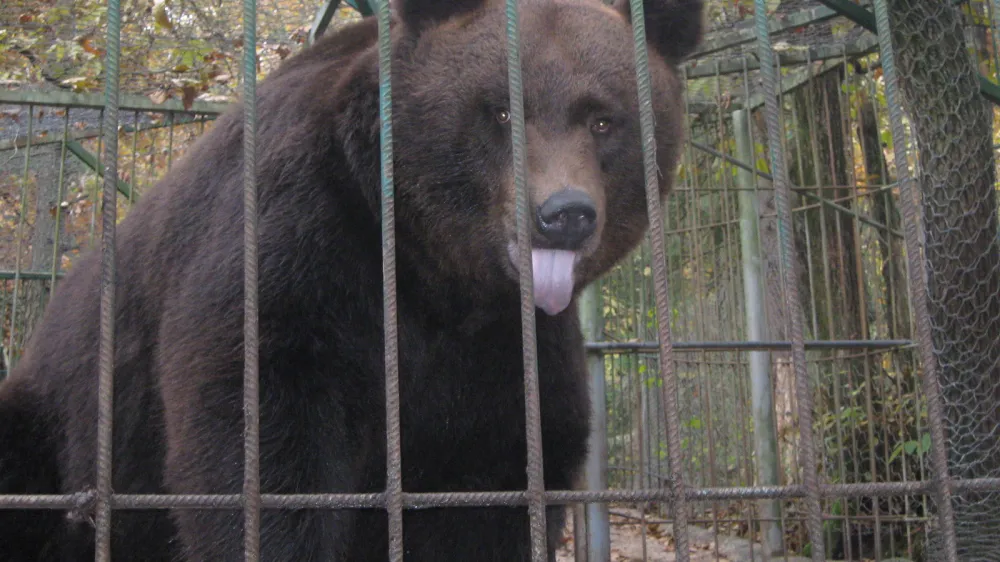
(308, 0, 376, 46)
(693, 4, 842, 59)
(0, 90, 229, 114)
(814, 0, 1000, 105)
(65, 140, 134, 200)
(685, 35, 878, 79)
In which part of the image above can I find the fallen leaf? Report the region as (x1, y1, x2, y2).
(181, 85, 197, 110)
(153, 0, 173, 30)
(148, 89, 170, 104)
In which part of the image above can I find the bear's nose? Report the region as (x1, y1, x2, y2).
(536, 189, 597, 250)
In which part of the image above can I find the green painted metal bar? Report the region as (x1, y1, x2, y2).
(308, 0, 375, 46)
(504, 0, 548, 556)
(308, 0, 342, 45)
(814, 0, 1000, 105)
(685, 36, 878, 79)
(0, 271, 67, 281)
(376, 0, 404, 555)
(7, 105, 33, 371)
(241, 0, 262, 554)
(96, 0, 124, 555)
(0, 90, 229, 114)
(64, 140, 134, 200)
(627, 0, 691, 560)
(0, 113, 216, 152)
(752, 0, 826, 558)
(50, 111, 71, 291)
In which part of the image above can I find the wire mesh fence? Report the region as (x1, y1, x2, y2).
(1, 0, 1000, 561)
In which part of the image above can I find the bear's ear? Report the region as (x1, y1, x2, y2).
(396, 0, 490, 33)
(613, 0, 705, 63)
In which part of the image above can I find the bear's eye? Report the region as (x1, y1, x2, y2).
(495, 108, 511, 124)
(591, 118, 612, 135)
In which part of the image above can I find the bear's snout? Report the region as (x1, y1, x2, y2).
(535, 188, 598, 250)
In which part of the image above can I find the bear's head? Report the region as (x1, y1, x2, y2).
(338, 0, 704, 317)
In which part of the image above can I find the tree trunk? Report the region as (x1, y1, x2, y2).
(888, 0, 1000, 557)
(857, 98, 910, 339)
(788, 67, 861, 342)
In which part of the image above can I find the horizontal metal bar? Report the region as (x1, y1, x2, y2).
(585, 339, 911, 352)
(3, 477, 998, 511)
(0, 113, 215, 152)
(0, 91, 230, 114)
(0, 270, 65, 281)
(684, 36, 877, 80)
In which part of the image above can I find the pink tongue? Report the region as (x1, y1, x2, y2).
(531, 249, 577, 316)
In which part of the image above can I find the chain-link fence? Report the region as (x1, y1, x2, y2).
(2, 0, 1000, 561)
(885, 0, 1000, 559)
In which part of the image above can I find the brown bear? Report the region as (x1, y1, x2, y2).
(0, 0, 703, 559)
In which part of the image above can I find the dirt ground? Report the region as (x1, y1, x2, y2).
(555, 508, 817, 562)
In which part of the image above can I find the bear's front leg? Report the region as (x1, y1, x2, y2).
(161, 374, 369, 561)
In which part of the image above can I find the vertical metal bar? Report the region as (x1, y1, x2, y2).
(828, 70, 883, 559)
(96, 0, 123, 556)
(377, 0, 404, 556)
(684, 69, 720, 552)
(626, 0, 689, 559)
(50, 110, 71, 290)
(7, 105, 32, 369)
(750, 2, 825, 559)
(734, 108, 783, 557)
(572, 504, 587, 561)
(129, 110, 139, 206)
(90, 110, 104, 247)
(241, 0, 262, 555)
(167, 111, 175, 169)
(505, 0, 547, 557)
(870, 0, 960, 558)
(580, 284, 610, 562)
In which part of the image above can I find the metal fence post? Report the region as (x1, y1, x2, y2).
(626, 0, 690, 559)
(750, 0, 825, 559)
(96, 0, 123, 557)
(241, 0, 262, 555)
(734, 108, 783, 558)
(504, 0, 549, 559)
(580, 283, 610, 562)
(375, 0, 404, 557)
